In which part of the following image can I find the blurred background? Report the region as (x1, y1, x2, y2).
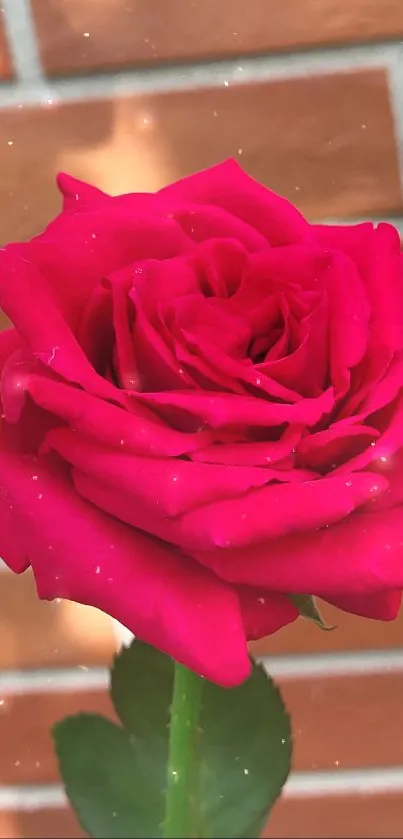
(1, 1, 403, 836)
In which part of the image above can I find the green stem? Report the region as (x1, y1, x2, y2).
(163, 662, 203, 839)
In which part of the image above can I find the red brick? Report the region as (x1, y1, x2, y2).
(266, 792, 403, 838)
(251, 597, 403, 656)
(32, 0, 403, 75)
(0, 690, 114, 785)
(0, 69, 400, 248)
(2, 793, 403, 839)
(0, 808, 85, 839)
(2, 673, 403, 785)
(0, 570, 115, 670)
(0, 16, 12, 79)
(281, 673, 403, 772)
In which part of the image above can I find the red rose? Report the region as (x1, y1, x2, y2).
(1, 160, 402, 686)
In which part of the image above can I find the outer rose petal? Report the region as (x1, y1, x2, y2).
(236, 587, 298, 640)
(17, 374, 215, 457)
(160, 159, 313, 245)
(192, 506, 403, 596)
(324, 591, 402, 621)
(44, 428, 273, 517)
(0, 251, 126, 406)
(169, 472, 388, 550)
(57, 173, 111, 211)
(0, 328, 22, 369)
(314, 222, 403, 357)
(70, 467, 387, 553)
(13, 203, 191, 329)
(0, 444, 250, 686)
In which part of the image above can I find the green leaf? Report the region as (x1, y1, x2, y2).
(112, 642, 291, 839)
(53, 713, 164, 838)
(198, 662, 291, 838)
(54, 642, 292, 839)
(290, 594, 336, 630)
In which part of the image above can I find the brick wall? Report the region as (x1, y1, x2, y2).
(1, 1, 403, 836)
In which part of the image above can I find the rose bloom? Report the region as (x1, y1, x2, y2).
(0, 160, 402, 685)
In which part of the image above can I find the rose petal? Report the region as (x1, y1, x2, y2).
(167, 203, 268, 251)
(169, 472, 388, 550)
(0, 445, 250, 686)
(297, 423, 380, 471)
(45, 427, 273, 517)
(315, 222, 403, 358)
(12, 205, 191, 330)
(324, 252, 370, 394)
(363, 448, 403, 512)
(324, 590, 402, 621)
(111, 282, 140, 389)
(136, 387, 335, 430)
(78, 281, 114, 373)
(180, 325, 301, 402)
(15, 373, 215, 456)
(72, 467, 387, 552)
(57, 173, 111, 211)
(160, 159, 313, 245)
(259, 294, 328, 398)
(193, 505, 403, 595)
(334, 397, 403, 476)
(131, 290, 197, 391)
(0, 327, 22, 364)
(236, 587, 298, 640)
(0, 250, 127, 406)
(190, 427, 303, 467)
(173, 333, 248, 395)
